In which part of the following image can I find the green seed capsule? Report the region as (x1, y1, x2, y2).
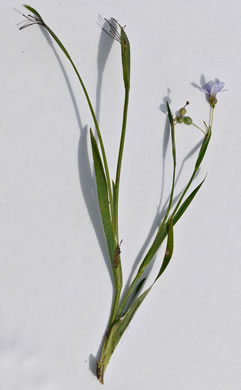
(176, 115, 184, 123)
(179, 107, 187, 116)
(183, 116, 192, 125)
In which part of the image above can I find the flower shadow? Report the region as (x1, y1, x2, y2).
(191, 74, 210, 104)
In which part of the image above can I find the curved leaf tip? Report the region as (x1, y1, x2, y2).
(23, 4, 43, 21)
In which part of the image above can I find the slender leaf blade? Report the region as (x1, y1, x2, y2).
(112, 220, 173, 346)
(110, 287, 151, 351)
(90, 130, 122, 285)
(23, 5, 43, 21)
(173, 177, 206, 225)
(137, 224, 168, 277)
(121, 277, 147, 315)
(155, 218, 174, 281)
(130, 177, 206, 292)
(195, 128, 211, 170)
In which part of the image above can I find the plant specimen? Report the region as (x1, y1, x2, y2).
(19, 5, 224, 384)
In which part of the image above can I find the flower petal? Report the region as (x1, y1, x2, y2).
(214, 80, 225, 92)
(201, 79, 225, 97)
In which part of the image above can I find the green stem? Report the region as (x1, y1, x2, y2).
(117, 272, 141, 316)
(171, 169, 197, 218)
(107, 89, 129, 326)
(113, 88, 130, 239)
(96, 317, 120, 384)
(43, 23, 114, 218)
(192, 122, 206, 135)
(210, 106, 215, 128)
(109, 285, 122, 326)
(156, 116, 176, 236)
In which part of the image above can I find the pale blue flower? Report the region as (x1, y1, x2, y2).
(201, 79, 225, 106)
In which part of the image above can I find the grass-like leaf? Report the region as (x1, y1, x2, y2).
(119, 175, 206, 316)
(155, 218, 174, 281)
(90, 130, 122, 290)
(173, 177, 206, 224)
(195, 128, 211, 170)
(23, 5, 43, 21)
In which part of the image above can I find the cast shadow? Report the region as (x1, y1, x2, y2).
(39, 28, 113, 290)
(89, 353, 97, 377)
(191, 73, 206, 90)
(95, 16, 116, 123)
(191, 74, 211, 105)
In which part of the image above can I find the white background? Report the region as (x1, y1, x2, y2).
(1, 1, 241, 389)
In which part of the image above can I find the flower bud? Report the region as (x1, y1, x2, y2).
(176, 115, 184, 123)
(183, 116, 192, 125)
